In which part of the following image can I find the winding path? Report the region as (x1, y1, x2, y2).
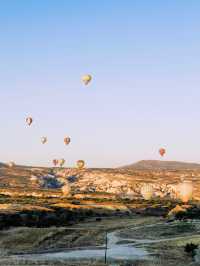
(10, 221, 200, 264)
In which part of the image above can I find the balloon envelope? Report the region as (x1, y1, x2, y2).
(77, 160, 85, 169)
(82, 74, 92, 85)
(64, 137, 71, 145)
(159, 148, 166, 157)
(179, 180, 193, 203)
(53, 159, 58, 167)
(8, 161, 15, 168)
(140, 184, 154, 200)
(59, 159, 65, 167)
(41, 137, 47, 144)
(26, 117, 33, 126)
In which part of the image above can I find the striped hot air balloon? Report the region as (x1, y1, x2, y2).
(140, 183, 154, 200)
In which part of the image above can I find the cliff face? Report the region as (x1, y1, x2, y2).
(66, 168, 200, 200)
(0, 161, 200, 201)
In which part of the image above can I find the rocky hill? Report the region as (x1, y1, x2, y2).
(0, 161, 200, 202)
(122, 160, 200, 170)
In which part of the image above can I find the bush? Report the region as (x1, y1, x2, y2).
(184, 242, 198, 257)
(175, 207, 200, 220)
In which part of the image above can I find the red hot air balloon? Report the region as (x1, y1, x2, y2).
(159, 148, 166, 157)
(53, 159, 58, 167)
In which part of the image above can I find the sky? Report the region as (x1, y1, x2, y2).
(0, 0, 200, 167)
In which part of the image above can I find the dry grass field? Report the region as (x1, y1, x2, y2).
(0, 162, 199, 265)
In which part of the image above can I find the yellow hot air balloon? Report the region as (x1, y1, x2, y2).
(64, 137, 71, 145)
(59, 159, 65, 167)
(76, 160, 85, 169)
(26, 117, 33, 126)
(82, 74, 92, 85)
(41, 137, 47, 144)
(140, 184, 154, 200)
(178, 180, 193, 203)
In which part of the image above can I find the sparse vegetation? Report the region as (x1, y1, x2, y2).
(174, 205, 200, 220)
(0, 165, 199, 265)
(184, 242, 199, 257)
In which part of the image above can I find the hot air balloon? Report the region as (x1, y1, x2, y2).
(140, 184, 154, 200)
(64, 137, 71, 145)
(76, 160, 85, 169)
(159, 148, 166, 157)
(178, 180, 193, 203)
(8, 161, 15, 168)
(26, 117, 33, 126)
(59, 159, 65, 167)
(41, 137, 47, 144)
(82, 74, 92, 85)
(53, 159, 58, 167)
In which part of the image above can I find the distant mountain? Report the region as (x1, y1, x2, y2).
(0, 162, 7, 168)
(121, 160, 200, 170)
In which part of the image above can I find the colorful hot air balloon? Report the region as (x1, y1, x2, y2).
(82, 74, 92, 85)
(53, 159, 58, 167)
(76, 160, 85, 169)
(59, 159, 65, 167)
(41, 137, 47, 144)
(64, 137, 71, 145)
(140, 184, 154, 200)
(159, 148, 166, 157)
(178, 180, 193, 203)
(26, 117, 33, 126)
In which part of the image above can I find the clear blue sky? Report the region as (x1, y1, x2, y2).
(0, 1, 200, 167)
